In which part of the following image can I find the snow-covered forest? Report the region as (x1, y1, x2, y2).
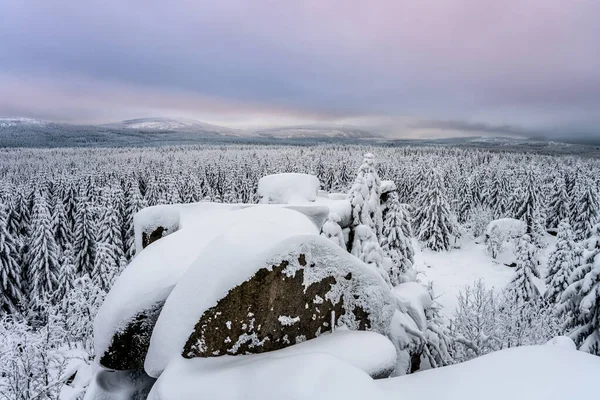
(1, 144, 600, 399)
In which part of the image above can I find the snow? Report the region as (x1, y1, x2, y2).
(144, 207, 320, 377)
(393, 282, 432, 331)
(0, 117, 46, 127)
(415, 236, 552, 315)
(148, 330, 395, 400)
(134, 202, 332, 254)
(314, 196, 352, 227)
(546, 336, 577, 350)
(94, 229, 206, 360)
(147, 344, 600, 400)
(485, 218, 525, 239)
(145, 226, 394, 377)
(380, 180, 397, 194)
(379, 345, 600, 400)
(258, 173, 320, 204)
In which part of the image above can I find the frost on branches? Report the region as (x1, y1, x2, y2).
(380, 190, 414, 285)
(348, 153, 383, 249)
(413, 170, 455, 251)
(545, 221, 581, 304)
(560, 223, 600, 355)
(505, 234, 540, 304)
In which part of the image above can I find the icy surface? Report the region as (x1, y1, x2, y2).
(258, 173, 320, 204)
(145, 227, 394, 377)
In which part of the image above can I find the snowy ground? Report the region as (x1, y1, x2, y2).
(414, 234, 555, 316)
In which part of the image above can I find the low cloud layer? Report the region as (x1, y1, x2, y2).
(1, 0, 599, 138)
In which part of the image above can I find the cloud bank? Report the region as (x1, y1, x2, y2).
(1, 0, 599, 138)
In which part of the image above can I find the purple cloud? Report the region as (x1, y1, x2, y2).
(1, 0, 599, 137)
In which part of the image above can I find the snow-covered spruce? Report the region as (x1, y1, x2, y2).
(545, 221, 581, 304)
(380, 190, 414, 285)
(348, 153, 383, 250)
(505, 234, 540, 304)
(559, 223, 600, 355)
(144, 213, 394, 377)
(412, 170, 455, 251)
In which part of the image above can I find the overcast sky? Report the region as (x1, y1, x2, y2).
(1, 0, 599, 138)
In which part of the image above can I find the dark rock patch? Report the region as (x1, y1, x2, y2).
(142, 226, 169, 249)
(100, 301, 165, 370)
(182, 253, 379, 358)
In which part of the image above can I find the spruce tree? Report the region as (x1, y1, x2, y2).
(55, 242, 77, 304)
(50, 191, 72, 252)
(546, 177, 570, 230)
(25, 192, 60, 307)
(559, 223, 600, 355)
(320, 213, 346, 249)
(514, 170, 545, 246)
(545, 221, 581, 304)
(380, 191, 414, 285)
(413, 170, 455, 251)
(347, 153, 383, 252)
(571, 180, 599, 242)
(0, 205, 24, 314)
(73, 195, 96, 276)
(505, 234, 540, 304)
(124, 182, 147, 260)
(352, 224, 392, 287)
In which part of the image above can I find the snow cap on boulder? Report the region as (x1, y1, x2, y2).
(258, 173, 320, 204)
(145, 208, 395, 377)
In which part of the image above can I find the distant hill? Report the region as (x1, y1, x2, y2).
(254, 124, 379, 139)
(103, 118, 238, 136)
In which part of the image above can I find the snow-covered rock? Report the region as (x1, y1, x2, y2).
(380, 180, 397, 194)
(134, 202, 331, 253)
(147, 345, 600, 400)
(148, 352, 379, 400)
(150, 329, 395, 400)
(484, 218, 525, 241)
(545, 335, 577, 350)
(379, 345, 600, 400)
(83, 367, 155, 400)
(258, 173, 320, 204)
(145, 226, 395, 377)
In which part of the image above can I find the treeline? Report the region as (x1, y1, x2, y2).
(0, 145, 598, 316)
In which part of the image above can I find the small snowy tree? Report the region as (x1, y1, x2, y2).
(505, 234, 540, 304)
(348, 153, 383, 252)
(320, 213, 346, 249)
(486, 225, 504, 259)
(352, 224, 391, 286)
(413, 170, 455, 251)
(546, 177, 570, 230)
(571, 181, 599, 242)
(545, 221, 581, 304)
(380, 191, 414, 285)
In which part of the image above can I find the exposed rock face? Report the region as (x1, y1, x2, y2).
(182, 246, 394, 358)
(99, 302, 165, 370)
(142, 226, 170, 249)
